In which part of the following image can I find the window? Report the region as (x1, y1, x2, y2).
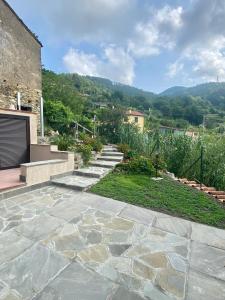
(134, 117, 138, 123)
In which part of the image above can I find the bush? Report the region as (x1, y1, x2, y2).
(81, 134, 103, 152)
(125, 150, 138, 160)
(44, 100, 74, 134)
(50, 134, 75, 151)
(152, 154, 167, 171)
(92, 138, 103, 152)
(117, 144, 130, 154)
(116, 157, 155, 176)
(76, 144, 92, 165)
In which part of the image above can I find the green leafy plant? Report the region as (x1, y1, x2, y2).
(92, 138, 103, 152)
(116, 157, 155, 176)
(50, 134, 75, 151)
(76, 144, 93, 165)
(44, 100, 74, 134)
(81, 135, 103, 152)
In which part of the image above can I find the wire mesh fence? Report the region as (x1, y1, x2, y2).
(118, 124, 225, 190)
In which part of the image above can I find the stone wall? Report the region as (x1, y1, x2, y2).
(0, 0, 42, 119)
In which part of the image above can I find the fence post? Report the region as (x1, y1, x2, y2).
(200, 146, 204, 188)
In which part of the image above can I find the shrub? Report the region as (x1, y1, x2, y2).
(76, 144, 92, 165)
(116, 157, 155, 176)
(152, 154, 167, 171)
(117, 144, 130, 155)
(117, 143, 138, 160)
(100, 136, 107, 145)
(50, 134, 75, 151)
(81, 135, 103, 152)
(125, 150, 138, 160)
(92, 138, 103, 152)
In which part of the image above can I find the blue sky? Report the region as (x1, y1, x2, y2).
(7, 0, 225, 93)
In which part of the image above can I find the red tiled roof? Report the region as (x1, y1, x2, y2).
(126, 110, 144, 116)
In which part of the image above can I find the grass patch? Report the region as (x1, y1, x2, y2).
(90, 173, 225, 229)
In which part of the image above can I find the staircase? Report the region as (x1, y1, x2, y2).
(178, 178, 225, 204)
(51, 145, 123, 191)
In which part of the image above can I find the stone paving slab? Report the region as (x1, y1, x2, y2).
(90, 160, 119, 168)
(119, 204, 156, 225)
(155, 216, 191, 238)
(191, 222, 225, 250)
(0, 186, 225, 299)
(97, 156, 123, 162)
(0, 230, 34, 265)
(186, 270, 225, 300)
(0, 244, 69, 299)
(35, 262, 117, 300)
(74, 166, 110, 178)
(190, 241, 225, 281)
(51, 175, 99, 191)
(101, 151, 123, 157)
(15, 213, 65, 241)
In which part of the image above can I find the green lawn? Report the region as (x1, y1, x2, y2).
(90, 173, 225, 229)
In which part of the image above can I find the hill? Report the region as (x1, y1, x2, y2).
(161, 82, 225, 110)
(42, 69, 225, 128)
(86, 75, 155, 98)
(160, 86, 187, 96)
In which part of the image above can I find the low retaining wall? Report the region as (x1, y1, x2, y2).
(20, 144, 75, 186)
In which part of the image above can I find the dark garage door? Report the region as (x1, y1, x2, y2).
(0, 114, 30, 169)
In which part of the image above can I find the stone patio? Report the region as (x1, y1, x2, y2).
(0, 186, 224, 299)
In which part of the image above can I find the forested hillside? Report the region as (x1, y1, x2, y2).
(161, 82, 225, 110)
(42, 69, 225, 130)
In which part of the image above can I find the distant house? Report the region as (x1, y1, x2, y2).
(93, 102, 108, 109)
(159, 126, 198, 138)
(125, 110, 145, 132)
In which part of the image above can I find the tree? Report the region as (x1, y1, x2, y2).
(98, 107, 126, 143)
(44, 100, 74, 133)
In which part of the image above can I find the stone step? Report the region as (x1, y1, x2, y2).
(97, 156, 122, 162)
(74, 166, 110, 178)
(89, 160, 119, 169)
(103, 146, 118, 151)
(215, 195, 225, 199)
(51, 175, 99, 191)
(200, 187, 216, 191)
(182, 180, 197, 185)
(208, 191, 225, 196)
(101, 151, 123, 157)
(217, 198, 225, 203)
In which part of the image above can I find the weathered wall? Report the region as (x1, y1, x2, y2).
(127, 115, 145, 132)
(0, 0, 42, 118)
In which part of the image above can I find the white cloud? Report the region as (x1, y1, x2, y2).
(191, 39, 225, 81)
(63, 46, 135, 85)
(166, 0, 225, 82)
(128, 6, 183, 58)
(167, 61, 184, 78)
(8, 0, 225, 85)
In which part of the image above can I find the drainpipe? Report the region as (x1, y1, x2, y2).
(40, 97, 44, 138)
(17, 92, 21, 110)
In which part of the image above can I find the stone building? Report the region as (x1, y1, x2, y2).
(0, 0, 42, 116)
(0, 0, 75, 189)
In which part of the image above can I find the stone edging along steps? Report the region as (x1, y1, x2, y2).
(177, 178, 225, 204)
(50, 145, 123, 191)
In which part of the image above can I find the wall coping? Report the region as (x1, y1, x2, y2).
(0, 108, 37, 115)
(21, 159, 67, 167)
